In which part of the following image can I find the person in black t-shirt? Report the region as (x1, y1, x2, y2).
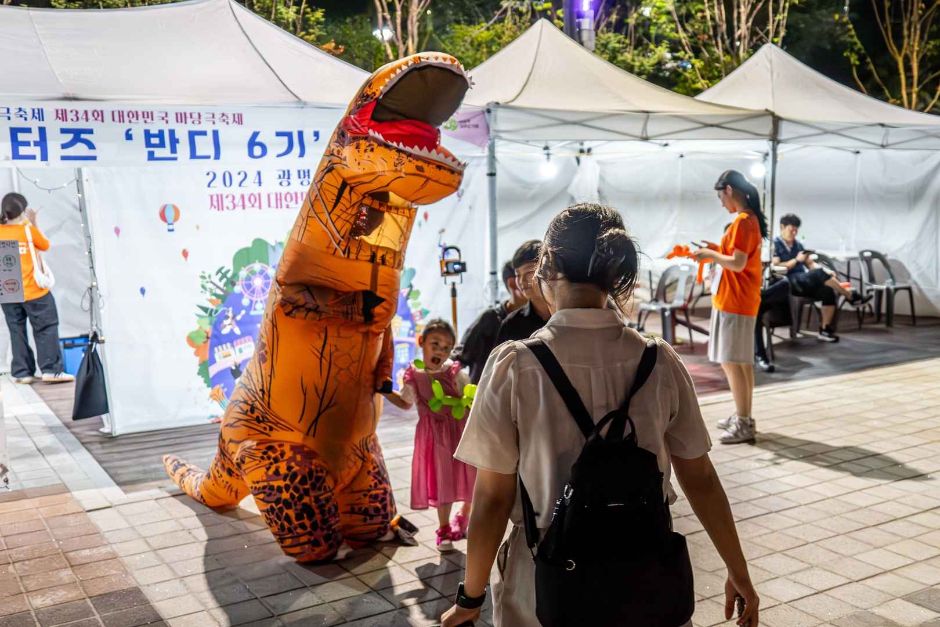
(495, 240, 550, 345)
(773, 213, 870, 343)
(452, 261, 526, 384)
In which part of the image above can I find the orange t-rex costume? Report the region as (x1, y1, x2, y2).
(164, 54, 469, 562)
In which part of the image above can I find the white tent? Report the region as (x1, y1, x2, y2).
(699, 44, 940, 149)
(698, 44, 940, 314)
(465, 19, 771, 143)
(0, 0, 368, 435)
(454, 20, 772, 303)
(0, 0, 366, 105)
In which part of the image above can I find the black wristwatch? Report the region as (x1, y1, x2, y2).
(455, 582, 486, 609)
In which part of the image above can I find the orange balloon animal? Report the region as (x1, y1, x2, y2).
(164, 54, 469, 562)
(666, 244, 711, 284)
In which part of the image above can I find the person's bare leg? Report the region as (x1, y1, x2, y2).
(741, 363, 754, 418)
(825, 276, 852, 298)
(721, 363, 751, 418)
(437, 504, 453, 529)
(821, 305, 836, 328)
(460, 501, 471, 517)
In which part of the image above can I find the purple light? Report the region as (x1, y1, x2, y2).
(581, 0, 591, 10)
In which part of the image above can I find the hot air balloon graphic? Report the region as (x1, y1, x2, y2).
(159, 204, 181, 232)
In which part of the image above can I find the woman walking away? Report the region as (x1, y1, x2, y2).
(694, 171, 766, 445)
(441, 203, 759, 627)
(0, 193, 73, 384)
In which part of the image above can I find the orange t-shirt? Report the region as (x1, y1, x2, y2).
(712, 212, 762, 317)
(0, 222, 51, 301)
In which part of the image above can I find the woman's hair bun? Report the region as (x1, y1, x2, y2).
(541, 203, 639, 299)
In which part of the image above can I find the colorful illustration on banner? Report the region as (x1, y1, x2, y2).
(114, 226, 121, 237)
(182, 249, 189, 261)
(159, 203, 181, 232)
(139, 286, 146, 297)
(187, 238, 284, 414)
(391, 267, 429, 392)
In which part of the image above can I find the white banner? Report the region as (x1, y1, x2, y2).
(1, 102, 341, 167)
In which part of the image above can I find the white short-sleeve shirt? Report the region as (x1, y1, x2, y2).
(455, 308, 711, 528)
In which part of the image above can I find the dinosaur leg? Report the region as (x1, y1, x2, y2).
(336, 434, 397, 546)
(163, 440, 248, 508)
(235, 439, 342, 562)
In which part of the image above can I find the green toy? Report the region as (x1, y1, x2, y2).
(413, 359, 477, 420)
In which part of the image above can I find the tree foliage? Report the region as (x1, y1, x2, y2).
(838, 0, 940, 111)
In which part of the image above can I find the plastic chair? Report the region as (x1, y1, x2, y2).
(858, 250, 916, 327)
(637, 263, 695, 348)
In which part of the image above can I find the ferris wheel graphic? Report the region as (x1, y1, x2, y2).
(235, 262, 274, 313)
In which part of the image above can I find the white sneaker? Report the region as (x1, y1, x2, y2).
(716, 414, 736, 430)
(332, 542, 353, 561)
(720, 416, 756, 444)
(12, 376, 34, 384)
(41, 372, 75, 384)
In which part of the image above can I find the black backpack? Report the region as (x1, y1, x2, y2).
(519, 338, 695, 627)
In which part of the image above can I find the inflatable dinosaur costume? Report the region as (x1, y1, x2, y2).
(164, 53, 469, 562)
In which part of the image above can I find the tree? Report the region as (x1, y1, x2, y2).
(437, 1, 555, 68)
(324, 14, 389, 71)
(240, 0, 325, 45)
(666, 0, 797, 92)
(373, 0, 435, 61)
(838, 0, 940, 111)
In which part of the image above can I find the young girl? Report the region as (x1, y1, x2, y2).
(694, 170, 767, 444)
(384, 319, 476, 552)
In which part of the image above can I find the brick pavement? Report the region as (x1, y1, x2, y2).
(1, 358, 939, 626)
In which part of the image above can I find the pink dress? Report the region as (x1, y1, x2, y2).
(403, 361, 477, 510)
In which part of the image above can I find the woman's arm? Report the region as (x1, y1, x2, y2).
(695, 248, 748, 272)
(440, 469, 516, 626)
(672, 453, 760, 626)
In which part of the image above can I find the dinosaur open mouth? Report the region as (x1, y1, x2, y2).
(344, 60, 469, 171)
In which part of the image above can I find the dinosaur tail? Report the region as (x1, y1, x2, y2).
(163, 451, 248, 508)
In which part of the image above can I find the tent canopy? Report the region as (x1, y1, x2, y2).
(698, 44, 940, 149)
(0, 0, 367, 106)
(465, 19, 771, 142)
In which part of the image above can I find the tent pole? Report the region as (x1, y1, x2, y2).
(768, 115, 780, 262)
(75, 168, 112, 436)
(486, 105, 499, 305)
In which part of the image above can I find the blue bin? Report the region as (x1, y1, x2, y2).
(60, 336, 90, 376)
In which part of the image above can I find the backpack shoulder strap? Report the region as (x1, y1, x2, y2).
(606, 340, 659, 441)
(522, 338, 594, 438)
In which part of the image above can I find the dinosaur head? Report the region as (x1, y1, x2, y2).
(333, 52, 470, 207)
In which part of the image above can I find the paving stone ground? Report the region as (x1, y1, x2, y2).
(2, 358, 939, 626)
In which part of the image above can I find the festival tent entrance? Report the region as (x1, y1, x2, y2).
(0, 0, 368, 434)
(445, 19, 773, 304)
(698, 44, 940, 313)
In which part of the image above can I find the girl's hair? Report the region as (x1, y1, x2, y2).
(421, 318, 456, 343)
(537, 203, 639, 300)
(714, 170, 768, 238)
(0, 193, 27, 225)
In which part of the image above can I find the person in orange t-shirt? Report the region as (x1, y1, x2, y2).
(0, 193, 73, 385)
(694, 170, 767, 445)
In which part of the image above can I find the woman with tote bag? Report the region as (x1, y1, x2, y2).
(0, 193, 73, 384)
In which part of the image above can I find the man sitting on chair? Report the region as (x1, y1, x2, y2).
(773, 213, 870, 343)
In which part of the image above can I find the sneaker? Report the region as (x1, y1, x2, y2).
(720, 416, 756, 445)
(12, 376, 34, 384)
(332, 542, 353, 561)
(756, 355, 775, 373)
(848, 290, 874, 306)
(436, 526, 455, 553)
(716, 414, 737, 430)
(41, 372, 75, 384)
(818, 327, 839, 343)
(450, 512, 469, 540)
